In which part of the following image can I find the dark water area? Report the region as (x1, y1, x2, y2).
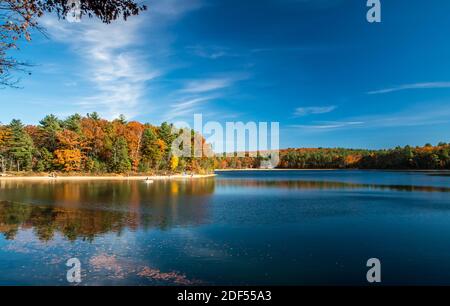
(1, 170, 450, 285)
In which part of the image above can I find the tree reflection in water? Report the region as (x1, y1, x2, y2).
(216, 179, 450, 193)
(0, 178, 215, 242)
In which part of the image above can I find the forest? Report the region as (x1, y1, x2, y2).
(215, 145, 450, 170)
(0, 113, 449, 174)
(0, 113, 215, 175)
(277, 145, 450, 170)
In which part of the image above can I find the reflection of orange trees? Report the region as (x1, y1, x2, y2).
(0, 179, 214, 207)
(0, 201, 135, 242)
(0, 201, 31, 240)
(217, 179, 450, 193)
(0, 179, 215, 241)
(170, 181, 179, 195)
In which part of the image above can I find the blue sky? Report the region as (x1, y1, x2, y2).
(1, 0, 450, 149)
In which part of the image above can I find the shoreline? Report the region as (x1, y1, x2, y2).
(214, 168, 450, 172)
(1, 168, 449, 180)
(0, 174, 216, 181)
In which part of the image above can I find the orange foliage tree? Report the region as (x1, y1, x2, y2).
(56, 130, 81, 150)
(124, 121, 144, 171)
(0, 126, 11, 172)
(54, 149, 82, 172)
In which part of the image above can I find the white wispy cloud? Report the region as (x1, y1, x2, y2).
(163, 74, 248, 120)
(294, 105, 336, 117)
(151, 0, 203, 16)
(290, 103, 450, 131)
(354, 106, 450, 128)
(41, 0, 204, 119)
(291, 121, 363, 130)
(180, 77, 236, 94)
(186, 45, 233, 59)
(166, 96, 214, 120)
(368, 82, 450, 95)
(251, 46, 313, 53)
(41, 17, 151, 119)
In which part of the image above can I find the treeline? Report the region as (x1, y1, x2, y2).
(0, 113, 214, 174)
(276, 145, 450, 170)
(213, 145, 450, 170)
(1, 113, 449, 173)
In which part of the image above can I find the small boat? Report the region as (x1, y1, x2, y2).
(144, 177, 154, 184)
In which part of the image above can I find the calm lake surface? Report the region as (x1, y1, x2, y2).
(1, 170, 450, 285)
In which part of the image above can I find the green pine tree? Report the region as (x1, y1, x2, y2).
(7, 119, 34, 171)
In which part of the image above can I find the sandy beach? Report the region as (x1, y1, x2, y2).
(0, 174, 216, 181)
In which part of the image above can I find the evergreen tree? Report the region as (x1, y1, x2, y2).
(7, 119, 34, 171)
(62, 114, 82, 133)
(34, 148, 54, 172)
(87, 112, 101, 121)
(39, 114, 62, 152)
(109, 137, 131, 173)
(117, 114, 127, 124)
(159, 122, 174, 150)
(141, 128, 163, 169)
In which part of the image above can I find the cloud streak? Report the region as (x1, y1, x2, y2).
(186, 45, 233, 59)
(164, 74, 248, 120)
(294, 105, 336, 117)
(166, 96, 214, 120)
(291, 103, 450, 131)
(41, 0, 204, 120)
(42, 16, 155, 119)
(180, 78, 235, 94)
(368, 82, 450, 95)
(291, 121, 363, 130)
(180, 74, 248, 94)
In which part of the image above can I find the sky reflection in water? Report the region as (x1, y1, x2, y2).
(1, 171, 450, 285)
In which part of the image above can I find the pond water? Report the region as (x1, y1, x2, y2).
(1, 170, 450, 285)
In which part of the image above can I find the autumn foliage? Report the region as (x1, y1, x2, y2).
(0, 113, 449, 173)
(54, 149, 82, 172)
(214, 145, 450, 170)
(0, 113, 214, 174)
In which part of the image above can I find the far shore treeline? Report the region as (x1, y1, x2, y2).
(217, 146, 450, 170)
(0, 113, 449, 174)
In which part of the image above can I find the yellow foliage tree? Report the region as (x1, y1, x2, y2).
(170, 155, 179, 171)
(54, 149, 82, 172)
(0, 126, 12, 146)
